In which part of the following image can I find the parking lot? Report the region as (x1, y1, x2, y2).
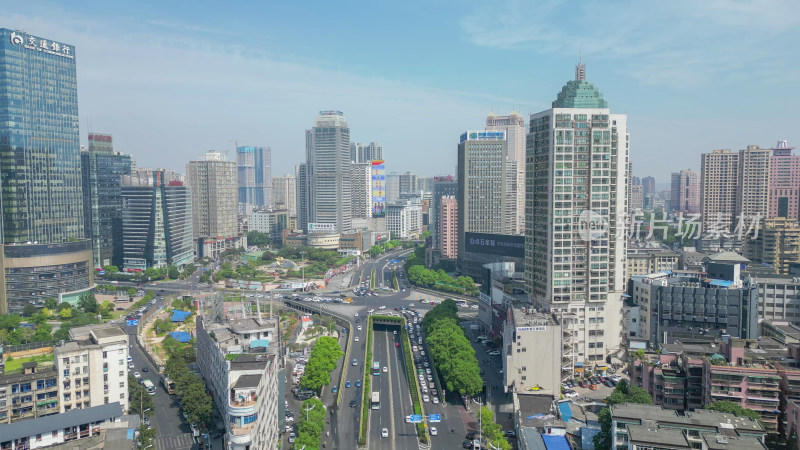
(561, 372, 628, 402)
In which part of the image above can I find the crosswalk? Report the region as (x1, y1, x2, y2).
(156, 432, 194, 449)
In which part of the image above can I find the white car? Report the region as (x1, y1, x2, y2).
(471, 305, 479, 309)
(412, 346, 418, 352)
(357, 326, 362, 331)
(427, 375, 433, 382)
(430, 427, 438, 435)
(433, 397, 439, 404)
(426, 368, 431, 375)
(419, 374, 424, 381)
(422, 394, 430, 403)
(383, 366, 388, 373)
(128, 362, 134, 369)
(381, 428, 389, 438)
(354, 336, 360, 342)
(354, 312, 359, 317)
(420, 350, 425, 356)
(368, 309, 375, 313)
(379, 306, 386, 310)
(405, 415, 413, 423)
(133, 372, 141, 379)
(285, 415, 294, 423)
(565, 390, 579, 398)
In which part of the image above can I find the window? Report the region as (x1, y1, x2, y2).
(120, 393, 125, 399)
(52, 431, 58, 438)
(119, 382, 125, 388)
(36, 434, 41, 442)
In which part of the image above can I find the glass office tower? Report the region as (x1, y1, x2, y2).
(0, 29, 92, 313)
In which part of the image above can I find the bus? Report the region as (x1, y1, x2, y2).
(142, 379, 156, 395)
(372, 361, 381, 376)
(162, 375, 176, 395)
(371, 392, 380, 410)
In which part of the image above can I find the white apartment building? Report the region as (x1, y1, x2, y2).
(351, 162, 372, 219)
(196, 317, 281, 450)
(486, 111, 526, 234)
(386, 200, 422, 239)
(502, 307, 563, 396)
(54, 324, 129, 414)
(525, 63, 629, 365)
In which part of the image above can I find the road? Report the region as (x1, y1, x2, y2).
(368, 326, 417, 449)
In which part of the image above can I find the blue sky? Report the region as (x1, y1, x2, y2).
(3, 0, 799, 184)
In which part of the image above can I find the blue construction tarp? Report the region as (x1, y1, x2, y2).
(250, 339, 270, 348)
(709, 279, 734, 287)
(171, 310, 191, 322)
(557, 401, 573, 422)
(169, 331, 191, 343)
(542, 434, 570, 450)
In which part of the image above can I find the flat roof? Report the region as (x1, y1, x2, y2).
(701, 432, 767, 450)
(611, 404, 765, 434)
(627, 425, 689, 447)
(234, 374, 262, 389)
(0, 402, 122, 443)
(92, 326, 127, 339)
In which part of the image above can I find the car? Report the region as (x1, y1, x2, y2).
(565, 390, 579, 398)
(426, 368, 432, 375)
(406, 415, 413, 423)
(288, 432, 296, 443)
(356, 380, 361, 387)
(381, 366, 388, 373)
(423, 362, 429, 368)
(422, 394, 429, 402)
(142, 367, 149, 372)
(354, 312, 359, 317)
(395, 307, 400, 311)
(128, 362, 134, 369)
(579, 381, 588, 388)
(285, 415, 294, 423)
(353, 359, 358, 366)
(357, 326, 362, 331)
(430, 427, 438, 435)
(504, 430, 517, 438)
(433, 396, 439, 404)
(350, 400, 357, 407)
(134, 372, 141, 379)
(463, 440, 474, 448)
(427, 375, 433, 382)
(393, 330, 397, 335)
(354, 336, 360, 342)
(604, 380, 615, 387)
(285, 425, 292, 433)
(395, 342, 400, 347)
(367, 309, 375, 313)
(431, 388, 438, 396)
(421, 350, 425, 356)
(471, 305, 479, 309)
(419, 374, 425, 381)
(381, 428, 389, 438)
(589, 384, 598, 390)
(379, 306, 386, 310)
(143, 416, 150, 426)
(331, 386, 338, 393)
(413, 346, 418, 352)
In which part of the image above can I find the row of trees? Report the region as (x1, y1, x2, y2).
(479, 406, 512, 450)
(406, 265, 478, 296)
(294, 397, 326, 449)
(246, 230, 271, 247)
(368, 239, 413, 256)
(299, 336, 344, 394)
(164, 343, 213, 427)
(128, 373, 156, 447)
(422, 300, 483, 397)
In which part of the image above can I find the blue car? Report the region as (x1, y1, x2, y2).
(332, 386, 338, 393)
(355, 380, 361, 387)
(346, 380, 351, 388)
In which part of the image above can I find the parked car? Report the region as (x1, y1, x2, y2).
(504, 430, 516, 438)
(589, 384, 598, 390)
(604, 380, 615, 388)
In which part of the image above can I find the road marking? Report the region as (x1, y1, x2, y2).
(386, 331, 396, 450)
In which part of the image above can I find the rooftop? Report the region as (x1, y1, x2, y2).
(0, 402, 122, 443)
(512, 307, 559, 327)
(707, 252, 751, 263)
(517, 394, 561, 429)
(552, 79, 608, 109)
(611, 403, 765, 434)
(230, 353, 274, 371)
(233, 374, 262, 389)
(701, 432, 768, 450)
(627, 424, 689, 447)
(229, 318, 277, 334)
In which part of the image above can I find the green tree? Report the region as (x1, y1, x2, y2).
(299, 336, 344, 393)
(707, 400, 761, 421)
(594, 380, 654, 449)
(44, 297, 58, 310)
(247, 230, 271, 247)
(22, 303, 37, 317)
(103, 265, 119, 274)
(480, 406, 511, 450)
(168, 266, 180, 279)
(127, 287, 137, 297)
(59, 307, 73, 319)
(138, 423, 156, 448)
(128, 374, 154, 416)
(78, 292, 99, 314)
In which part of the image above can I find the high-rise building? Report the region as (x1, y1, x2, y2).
(296, 163, 310, 231)
(399, 171, 417, 195)
(0, 29, 93, 314)
(669, 169, 701, 214)
(121, 171, 194, 270)
(642, 176, 655, 210)
(769, 140, 800, 220)
(736, 145, 771, 223)
(701, 149, 740, 232)
(81, 133, 132, 268)
(350, 141, 382, 163)
(457, 130, 518, 269)
(272, 174, 297, 217)
(236, 146, 272, 208)
(630, 184, 644, 210)
(371, 160, 386, 217)
(431, 176, 458, 250)
(440, 196, 458, 259)
(187, 151, 239, 258)
(486, 111, 526, 234)
(303, 111, 352, 233)
(385, 173, 400, 203)
(745, 217, 800, 275)
(525, 63, 629, 364)
(386, 200, 422, 239)
(351, 162, 372, 219)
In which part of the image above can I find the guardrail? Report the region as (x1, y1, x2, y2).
(400, 317, 429, 444)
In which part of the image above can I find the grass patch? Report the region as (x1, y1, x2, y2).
(4, 353, 54, 373)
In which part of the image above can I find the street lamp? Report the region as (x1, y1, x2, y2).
(300, 251, 306, 292)
(304, 401, 316, 421)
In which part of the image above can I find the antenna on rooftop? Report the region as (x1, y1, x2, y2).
(576, 47, 586, 81)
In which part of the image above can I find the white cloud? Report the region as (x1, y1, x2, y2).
(460, 0, 800, 87)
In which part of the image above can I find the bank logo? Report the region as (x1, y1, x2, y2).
(10, 32, 23, 45)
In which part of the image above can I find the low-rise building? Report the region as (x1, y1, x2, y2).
(502, 307, 562, 396)
(196, 316, 282, 450)
(0, 362, 59, 424)
(54, 324, 129, 414)
(610, 403, 766, 449)
(626, 250, 680, 280)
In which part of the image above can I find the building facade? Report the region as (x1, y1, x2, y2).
(304, 111, 352, 234)
(670, 169, 701, 214)
(386, 200, 422, 239)
(121, 171, 194, 270)
(398, 171, 417, 195)
(237, 146, 272, 209)
(440, 196, 458, 259)
(630, 184, 644, 210)
(350, 141, 382, 163)
(0, 362, 59, 424)
(525, 63, 629, 364)
(431, 176, 457, 250)
(272, 174, 296, 217)
(701, 149, 740, 232)
(54, 324, 129, 414)
(187, 151, 238, 254)
(502, 308, 563, 396)
(737, 145, 772, 223)
(81, 133, 132, 269)
(0, 29, 92, 314)
(769, 140, 800, 220)
(486, 111, 526, 234)
(625, 250, 680, 279)
(351, 162, 372, 219)
(746, 218, 800, 275)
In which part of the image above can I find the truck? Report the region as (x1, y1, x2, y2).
(371, 392, 380, 410)
(162, 375, 176, 395)
(372, 361, 381, 376)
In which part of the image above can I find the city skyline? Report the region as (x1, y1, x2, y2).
(1, 1, 797, 179)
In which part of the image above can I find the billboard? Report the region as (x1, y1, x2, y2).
(371, 160, 386, 217)
(464, 232, 525, 259)
(459, 130, 506, 143)
(307, 223, 335, 233)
